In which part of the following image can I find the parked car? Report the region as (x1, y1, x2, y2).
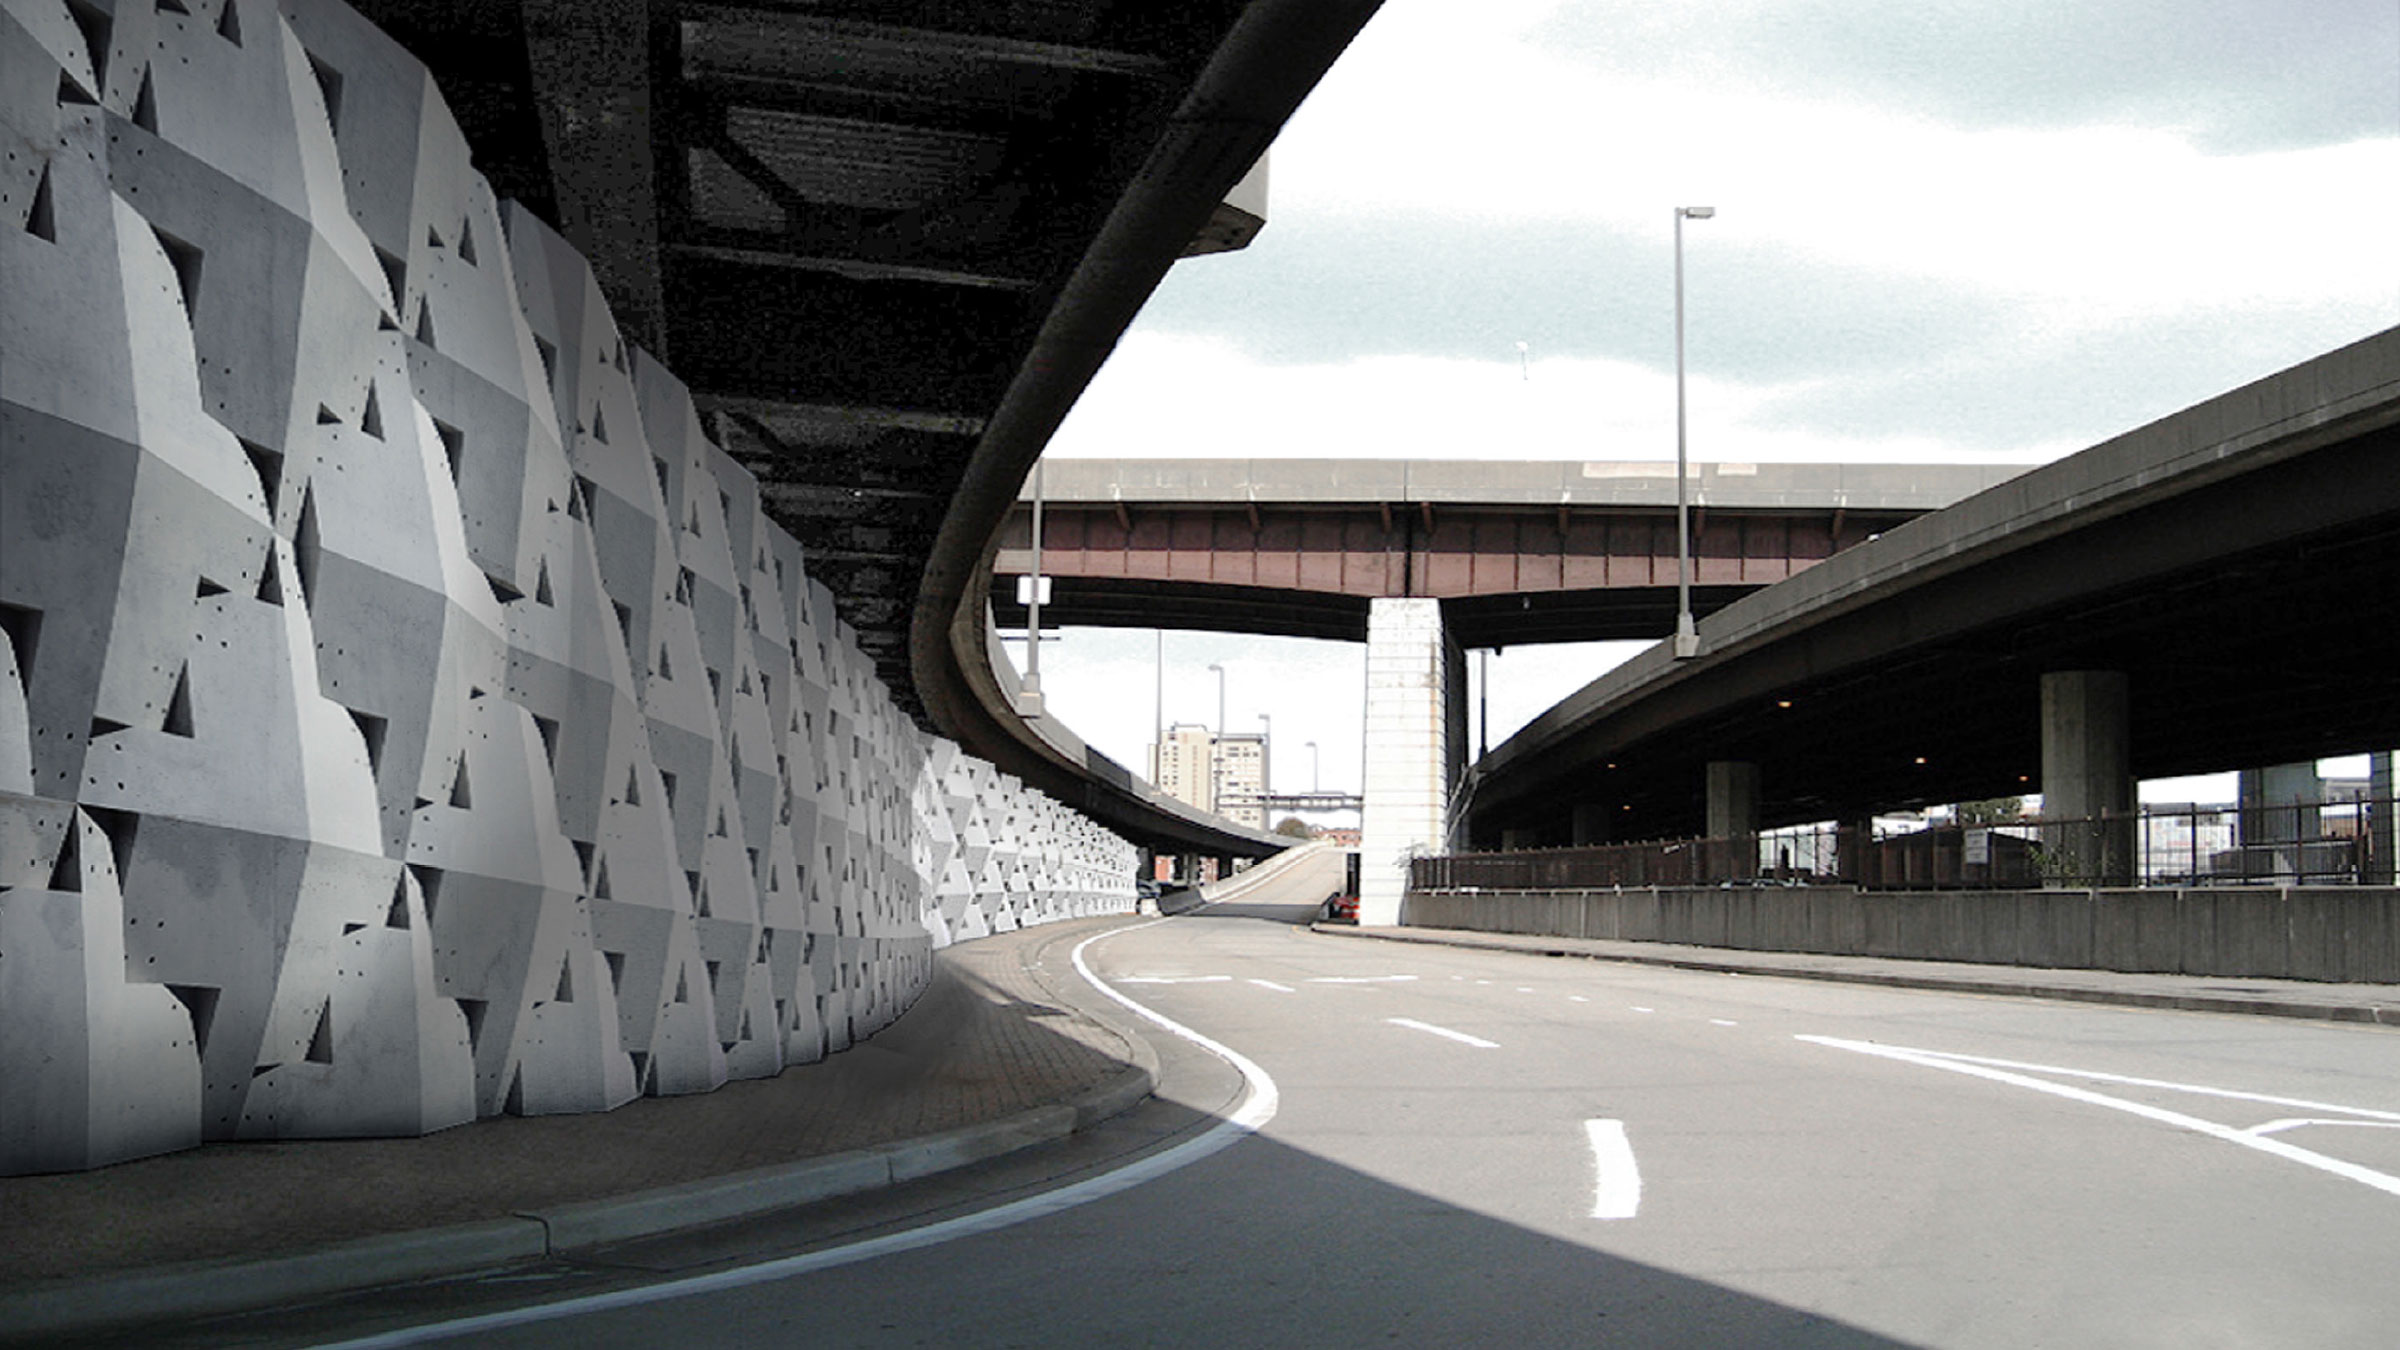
(1135, 879, 1163, 902)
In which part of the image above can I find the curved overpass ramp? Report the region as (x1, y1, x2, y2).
(1470, 327, 2400, 845)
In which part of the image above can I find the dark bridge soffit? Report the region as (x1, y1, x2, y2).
(361, 0, 1378, 854)
(1467, 326, 2400, 843)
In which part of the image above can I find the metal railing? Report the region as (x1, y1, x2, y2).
(1416, 795, 2398, 892)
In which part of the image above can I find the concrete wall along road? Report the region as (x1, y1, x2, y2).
(1402, 887, 2400, 984)
(0, 0, 1135, 1174)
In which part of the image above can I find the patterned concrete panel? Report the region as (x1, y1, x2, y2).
(0, 0, 1137, 1175)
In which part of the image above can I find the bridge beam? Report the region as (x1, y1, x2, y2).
(1357, 599, 1466, 925)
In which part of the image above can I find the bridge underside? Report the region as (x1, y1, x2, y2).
(1468, 422, 2400, 847)
(992, 575, 1765, 647)
(992, 502, 1916, 645)
(356, 0, 1290, 723)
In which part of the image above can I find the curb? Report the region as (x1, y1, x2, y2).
(1309, 923, 2400, 1027)
(0, 1047, 1159, 1344)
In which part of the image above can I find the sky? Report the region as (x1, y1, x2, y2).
(1003, 0, 2400, 816)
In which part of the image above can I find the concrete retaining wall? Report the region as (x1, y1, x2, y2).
(1401, 886, 2400, 984)
(1, 0, 1133, 1174)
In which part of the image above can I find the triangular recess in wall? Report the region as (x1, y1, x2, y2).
(24, 162, 56, 242)
(130, 67, 157, 133)
(162, 664, 194, 738)
(304, 998, 333, 1064)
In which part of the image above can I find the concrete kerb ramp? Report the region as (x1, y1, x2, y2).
(1185, 839, 1347, 911)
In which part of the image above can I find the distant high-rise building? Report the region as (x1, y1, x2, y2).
(1153, 724, 1217, 813)
(1150, 725, 1267, 827)
(1216, 732, 1266, 827)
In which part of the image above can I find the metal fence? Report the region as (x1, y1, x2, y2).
(1415, 796, 2398, 892)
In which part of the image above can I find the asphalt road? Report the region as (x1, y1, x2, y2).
(176, 895, 2400, 1349)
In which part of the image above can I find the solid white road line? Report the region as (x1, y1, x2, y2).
(1386, 1017, 1499, 1049)
(1247, 979, 1296, 993)
(315, 919, 1281, 1349)
(1800, 1035, 2400, 1201)
(1308, 975, 1419, 984)
(1585, 1119, 1642, 1219)
(2248, 1118, 2400, 1137)
(1819, 1043, 2400, 1122)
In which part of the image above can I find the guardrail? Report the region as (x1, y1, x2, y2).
(1416, 796, 2397, 892)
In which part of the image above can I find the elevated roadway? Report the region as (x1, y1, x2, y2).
(991, 459, 2016, 645)
(357, 0, 1383, 856)
(1467, 327, 2400, 846)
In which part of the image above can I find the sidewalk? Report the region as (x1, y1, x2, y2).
(0, 915, 1155, 1341)
(1314, 923, 2400, 1025)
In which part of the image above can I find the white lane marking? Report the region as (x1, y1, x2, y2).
(2249, 1119, 2400, 1137)
(1568, 996, 1589, 1004)
(1247, 979, 1296, 993)
(1709, 1019, 1738, 1027)
(1800, 1036, 2400, 1201)
(1631, 1006, 1655, 1014)
(1307, 975, 1418, 984)
(1516, 987, 1535, 993)
(319, 918, 1280, 1349)
(1116, 974, 1233, 985)
(1386, 1017, 1499, 1049)
(1585, 1119, 1642, 1219)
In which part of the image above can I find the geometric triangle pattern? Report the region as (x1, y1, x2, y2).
(0, 0, 1134, 1175)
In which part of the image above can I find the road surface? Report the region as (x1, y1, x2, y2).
(168, 892, 2400, 1348)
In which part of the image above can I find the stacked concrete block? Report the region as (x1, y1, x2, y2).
(2, 0, 1134, 1175)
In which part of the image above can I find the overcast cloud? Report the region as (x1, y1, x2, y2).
(1027, 0, 2399, 804)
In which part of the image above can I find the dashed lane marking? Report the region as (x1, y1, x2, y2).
(1586, 1119, 1642, 1219)
(1386, 1017, 1500, 1049)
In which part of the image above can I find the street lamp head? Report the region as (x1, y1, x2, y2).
(1679, 205, 1716, 219)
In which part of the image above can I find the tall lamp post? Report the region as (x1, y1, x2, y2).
(1021, 458, 1047, 708)
(1306, 741, 1319, 793)
(1257, 712, 1272, 801)
(1207, 662, 1226, 812)
(1672, 204, 1714, 659)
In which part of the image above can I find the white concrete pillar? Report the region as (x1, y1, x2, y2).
(1358, 599, 1462, 926)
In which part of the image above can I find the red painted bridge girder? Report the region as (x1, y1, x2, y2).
(997, 502, 1907, 595)
(991, 502, 1923, 644)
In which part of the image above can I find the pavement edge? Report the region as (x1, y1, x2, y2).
(0, 930, 1164, 1344)
(1309, 923, 2400, 1026)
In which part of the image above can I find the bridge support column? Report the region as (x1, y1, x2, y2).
(1571, 803, 1611, 847)
(2237, 762, 2323, 882)
(1706, 760, 1760, 881)
(2039, 670, 2134, 886)
(2366, 752, 2398, 885)
(1358, 598, 1466, 926)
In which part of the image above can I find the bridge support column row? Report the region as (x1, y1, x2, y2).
(1358, 598, 1466, 926)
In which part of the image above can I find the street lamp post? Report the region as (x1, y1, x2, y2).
(1022, 458, 1047, 708)
(1207, 662, 1226, 812)
(1258, 712, 1271, 799)
(1306, 740, 1319, 793)
(1673, 204, 1714, 660)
